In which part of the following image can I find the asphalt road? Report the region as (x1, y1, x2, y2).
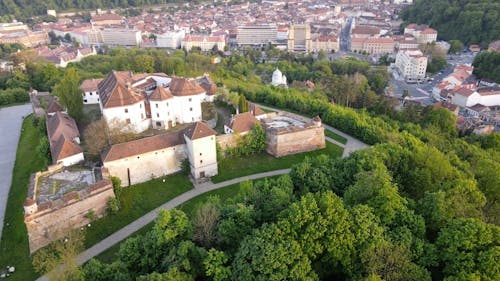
(0, 104, 32, 242)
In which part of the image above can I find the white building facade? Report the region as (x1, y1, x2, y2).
(395, 50, 428, 82)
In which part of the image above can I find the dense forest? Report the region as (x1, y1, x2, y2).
(401, 0, 500, 46)
(0, 0, 199, 19)
(472, 51, 500, 83)
(4, 48, 499, 280)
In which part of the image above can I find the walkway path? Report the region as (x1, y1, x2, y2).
(36, 169, 291, 281)
(37, 106, 370, 280)
(257, 104, 369, 157)
(0, 104, 32, 242)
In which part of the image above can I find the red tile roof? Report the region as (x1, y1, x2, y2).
(225, 112, 259, 133)
(183, 122, 217, 140)
(169, 77, 206, 96)
(80, 78, 103, 92)
(103, 132, 184, 162)
(149, 87, 173, 101)
(46, 112, 82, 163)
(97, 71, 145, 108)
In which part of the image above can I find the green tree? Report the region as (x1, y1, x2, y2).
(232, 223, 318, 281)
(53, 68, 83, 121)
(238, 94, 249, 113)
(449, 40, 464, 54)
(204, 249, 231, 281)
(344, 166, 407, 225)
(436, 218, 499, 280)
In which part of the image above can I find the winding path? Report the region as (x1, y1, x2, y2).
(0, 104, 32, 243)
(36, 107, 369, 280)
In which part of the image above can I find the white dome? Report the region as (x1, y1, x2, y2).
(271, 68, 286, 86)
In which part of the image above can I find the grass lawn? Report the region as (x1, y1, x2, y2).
(211, 142, 343, 183)
(0, 115, 46, 281)
(84, 173, 193, 248)
(324, 130, 348, 144)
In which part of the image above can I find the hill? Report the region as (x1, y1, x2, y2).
(400, 0, 500, 47)
(0, 0, 192, 19)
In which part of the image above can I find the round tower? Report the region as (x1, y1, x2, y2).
(23, 198, 38, 215)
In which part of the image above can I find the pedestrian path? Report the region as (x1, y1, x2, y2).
(36, 106, 370, 281)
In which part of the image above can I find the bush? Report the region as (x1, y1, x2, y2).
(108, 198, 120, 214)
(36, 136, 51, 163)
(110, 176, 122, 199)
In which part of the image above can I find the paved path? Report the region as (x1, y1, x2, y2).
(37, 106, 369, 280)
(257, 104, 369, 157)
(36, 169, 291, 281)
(0, 104, 32, 242)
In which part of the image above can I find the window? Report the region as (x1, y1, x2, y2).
(140, 103, 142, 108)
(168, 112, 170, 116)
(166, 102, 169, 106)
(156, 121, 161, 127)
(199, 153, 202, 156)
(97, 98, 99, 101)
(189, 98, 192, 102)
(141, 113, 144, 119)
(157, 113, 159, 118)
(90, 92, 93, 96)
(200, 160, 203, 164)
(190, 107, 193, 111)
(84, 99, 88, 103)
(155, 103, 158, 108)
(126, 118, 131, 124)
(125, 108, 128, 113)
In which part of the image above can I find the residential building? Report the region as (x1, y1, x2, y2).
(452, 87, 500, 108)
(181, 35, 225, 52)
(351, 25, 380, 39)
(0, 30, 48, 47)
(224, 111, 259, 134)
(156, 30, 186, 48)
(103, 122, 218, 186)
(310, 35, 339, 52)
(101, 29, 142, 46)
(395, 49, 427, 82)
(288, 24, 311, 52)
(91, 13, 125, 27)
(404, 24, 437, 44)
(351, 37, 394, 54)
(236, 24, 277, 46)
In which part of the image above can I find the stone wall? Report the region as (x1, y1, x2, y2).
(266, 125, 325, 157)
(216, 134, 238, 150)
(24, 179, 114, 253)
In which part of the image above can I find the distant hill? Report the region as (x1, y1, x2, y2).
(400, 0, 500, 47)
(0, 0, 194, 19)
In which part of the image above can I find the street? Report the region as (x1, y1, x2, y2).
(389, 51, 477, 105)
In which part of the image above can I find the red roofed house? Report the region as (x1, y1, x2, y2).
(224, 111, 260, 135)
(452, 86, 500, 108)
(103, 122, 218, 186)
(46, 111, 84, 166)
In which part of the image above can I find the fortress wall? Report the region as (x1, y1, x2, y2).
(25, 180, 114, 253)
(266, 125, 325, 157)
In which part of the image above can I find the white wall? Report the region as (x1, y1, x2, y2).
(103, 100, 149, 133)
(83, 90, 100, 104)
(173, 94, 203, 124)
(150, 100, 175, 129)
